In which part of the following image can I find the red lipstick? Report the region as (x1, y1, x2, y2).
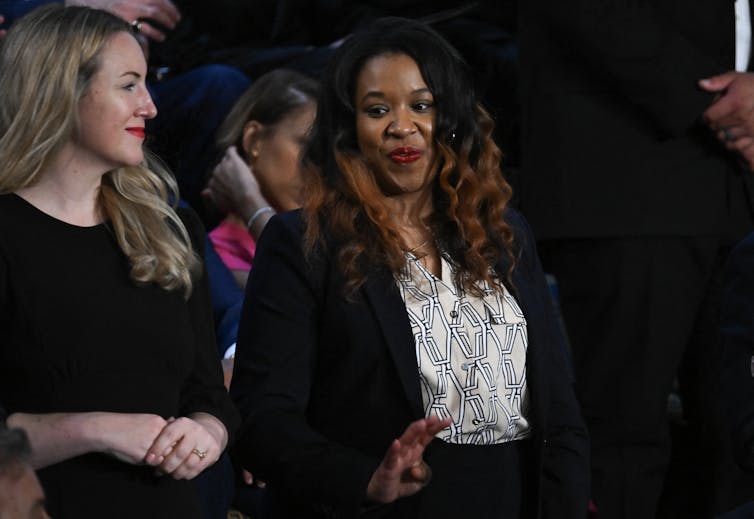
(388, 147, 422, 164)
(126, 127, 145, 139)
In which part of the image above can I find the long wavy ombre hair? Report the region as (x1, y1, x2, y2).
(0, 5, 198, 295)
(303, 18, 514, 296)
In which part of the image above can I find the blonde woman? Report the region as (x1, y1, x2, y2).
(0, 5, 237, 518)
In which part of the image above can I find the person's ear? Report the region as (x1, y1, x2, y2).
(242, 121, 265, 162)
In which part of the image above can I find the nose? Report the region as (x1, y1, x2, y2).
(137, 92, 157, 120)
(386, 108, 417, 138)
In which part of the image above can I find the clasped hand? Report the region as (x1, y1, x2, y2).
(102, 413, 223, 480)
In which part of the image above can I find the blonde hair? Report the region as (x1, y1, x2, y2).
(214, 68, 318, 162)
(0, 5, 198, 295)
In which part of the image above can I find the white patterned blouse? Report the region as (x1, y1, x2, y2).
(396, 252, 531, 445)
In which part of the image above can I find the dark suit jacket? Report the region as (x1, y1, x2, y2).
(230, 209, 589, 518)
(518, 1, 754, 240)
(721, 232, 754, 473)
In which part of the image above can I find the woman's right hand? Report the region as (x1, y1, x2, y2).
(6, 411, 168, 469)
(202, 146, 269, 221)
(92, 412, 169, 465)
(366, 415, 451, 504)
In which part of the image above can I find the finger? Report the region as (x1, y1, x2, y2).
(421, 416, 451, 446)
(397, 419, 429, 448)
(704, 99, 738, 129)
(168, 447, 206, 480)
(226, 145, 240, 160)
(382, 439, 402, 472)
(159, 437, 195, 474)
(146, 420, 186, 463)
(729, 136, 754, 152)
(718, 127, 740, 143)
(408, 461, 432, 485)
(147, 0, 181, 28)
(242, 469, 254, 485)
(134, 21, 167, 42)
(699, 71, 739, 93)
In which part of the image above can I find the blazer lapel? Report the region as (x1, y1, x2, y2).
(362, 270, 424, 418)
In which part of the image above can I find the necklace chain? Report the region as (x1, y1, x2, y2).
(404, 237, 430, 254)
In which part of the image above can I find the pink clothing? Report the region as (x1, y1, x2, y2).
(209, 218, 256, 271)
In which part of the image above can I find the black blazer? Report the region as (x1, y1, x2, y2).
(230, 209, 589, 518)
(518, 1, 754, 240)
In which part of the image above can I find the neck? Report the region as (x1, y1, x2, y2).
(15, 146, 106, 226)
(383, 190, 433, 229)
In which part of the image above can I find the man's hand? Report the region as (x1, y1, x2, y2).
(700, 71, 754, 169)
(66, 0, 180, 42)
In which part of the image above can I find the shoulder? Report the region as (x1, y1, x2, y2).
(503, 207, 538, 265)
(256, 209, 306, 249)
(0, 193, 24, 220)
(0, 193, 41, 244)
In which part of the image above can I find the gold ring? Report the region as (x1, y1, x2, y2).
(191, 448, 206, 460)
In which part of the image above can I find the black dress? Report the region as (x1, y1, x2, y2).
(0, 193, 238, 518)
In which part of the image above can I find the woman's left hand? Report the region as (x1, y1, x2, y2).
(144, 413, 227, 480)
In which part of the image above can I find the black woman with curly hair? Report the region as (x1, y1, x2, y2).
(231, 17, 589, 519)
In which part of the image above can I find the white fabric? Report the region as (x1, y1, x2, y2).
(736, 0, 752, 72)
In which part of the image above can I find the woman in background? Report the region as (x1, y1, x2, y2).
(231, 17, 589, 518)
(0, 6, 237, 517)
(203, 69, 318, 288)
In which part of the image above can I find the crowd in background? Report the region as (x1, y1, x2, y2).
(3, 1, 754, 519)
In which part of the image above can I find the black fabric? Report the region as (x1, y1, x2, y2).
(540, 236, 740, 518)
(418, 438, 529, 518)
(519, 2, 754, 517)
(0, 193, 238, 518)
(519, 0, 753, 239)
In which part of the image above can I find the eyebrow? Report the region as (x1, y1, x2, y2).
(119, 71, 142, 79)
(361, 87, 432, 101)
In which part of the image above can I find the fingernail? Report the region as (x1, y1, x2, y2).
(157, 456, 165, 464)
(146, 453, 156, 463)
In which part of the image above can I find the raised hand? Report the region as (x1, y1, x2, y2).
(203, 146, 268, 215)
(202, 146, 275, 238)
(366, 415, 451, 504)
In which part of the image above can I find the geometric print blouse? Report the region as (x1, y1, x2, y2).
(396, 252, 531, 445)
